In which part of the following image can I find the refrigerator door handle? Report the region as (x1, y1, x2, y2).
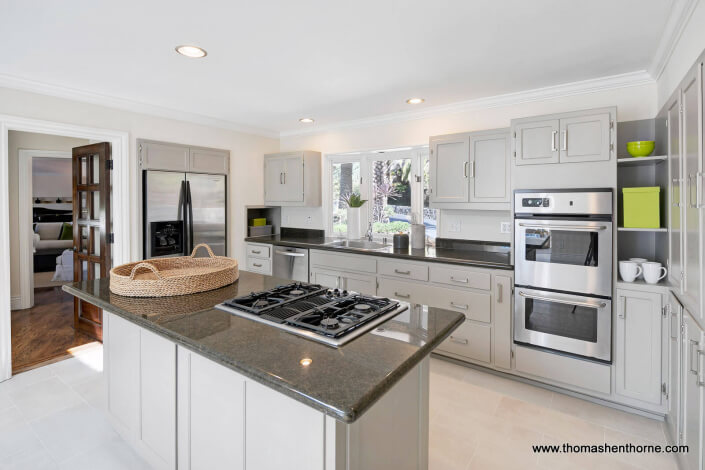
(186, 180, 194, 254)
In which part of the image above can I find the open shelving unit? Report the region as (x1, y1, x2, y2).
(615, 119, 669, 269)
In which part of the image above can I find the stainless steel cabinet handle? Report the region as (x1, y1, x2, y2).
(518, 223, 606, 231)
(551, 131, 557, 152)
(450, 336, 468, 345)
(672, 178, 681, 207)
(251, 250, 261, 254)
(394, 291, 411, 299)
(468, 161, 475, 178)
(253, 263, 262, 268)
(519, 291, 606, 309)
(450, 302, 468, 310)
(280, 172, 284, 184)
(698, 350, 705, 386)
(283, 172, 286, 184)
(275, 251, 305, 257)
(463, 161, 469, 178)
(497, 283, 503, 303)
(561, 130, 567, 151)
(394, 269, 411, 275)
(450, 276, 468, 283)
(698, 172, 704, 208)
(690, 339, 699, 374)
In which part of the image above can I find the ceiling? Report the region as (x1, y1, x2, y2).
(0, 0, 674, 135)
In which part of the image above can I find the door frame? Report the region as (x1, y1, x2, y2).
(17, 149, 72, 310)
(0, 114, 130, 382)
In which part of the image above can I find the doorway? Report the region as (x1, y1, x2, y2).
(0, 116, 130, 382)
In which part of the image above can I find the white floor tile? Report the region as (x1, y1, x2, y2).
(57, 438, 152, 470)
(71, 377, 107, 411)
(0, 422, 45, 461)
(0, 367, 54, 395)
(29, 403, 119, 463)
(9, 377, 83, 421)
(50, 350, 103, 386)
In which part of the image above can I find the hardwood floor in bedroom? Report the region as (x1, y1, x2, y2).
(11, 287, 99, 374)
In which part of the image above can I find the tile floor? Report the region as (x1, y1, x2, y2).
(0, 348, 679, 470)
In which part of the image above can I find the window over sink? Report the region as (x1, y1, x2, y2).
(326, 146, 437, 244)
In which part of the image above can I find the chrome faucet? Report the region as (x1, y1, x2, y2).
(366, 222, 373, 241)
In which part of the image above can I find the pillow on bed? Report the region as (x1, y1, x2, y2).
(59, 222, 73, 240)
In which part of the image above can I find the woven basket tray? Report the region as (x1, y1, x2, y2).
(110, 244, 239, 297)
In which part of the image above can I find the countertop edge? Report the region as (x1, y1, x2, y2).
(63, 284, 465, 423)
(245, 236, 514, 270)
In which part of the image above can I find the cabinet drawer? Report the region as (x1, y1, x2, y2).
(310, 250, 377, 274)
(431, 286, 491, 323)
(436, 320, 491, 364)
(378, 259, 428, 281)
(429, 265, 491, 290)
(247, 244, 271, 259)
(247, 257, 271, 274)
(377, 277, 423, 304)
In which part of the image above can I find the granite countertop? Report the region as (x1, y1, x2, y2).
(63, 272, 464, 423)
(245, 234, 513, 270)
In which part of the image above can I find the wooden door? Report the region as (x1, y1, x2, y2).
(73, 142, 112, 340)
(469, 131, 510, 204)
(514, 118, 559, 165)
(558, 112, 611, 163)
(615, 289, 663, 405)
(682, 67, 702, 316)
(668, 96, 683, 288)
(429, 134, 470, 203)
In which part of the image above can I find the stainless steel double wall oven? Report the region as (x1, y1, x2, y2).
(514, 189, 613, 362)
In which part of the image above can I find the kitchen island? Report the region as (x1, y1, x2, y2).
(63, 272, 464, 470)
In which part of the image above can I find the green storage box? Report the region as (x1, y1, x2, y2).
(622, 187, 660, 228)
(251, 218, 267, 227)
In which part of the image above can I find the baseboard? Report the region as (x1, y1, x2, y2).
(10, 296, 22, 310)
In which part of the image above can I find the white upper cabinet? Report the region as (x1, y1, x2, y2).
(558, 112, 611, 163)
(668, 95, 683, 289)
(263, 151, 321, 206)
(513, 118, 559, 165)
(512, 108, 615, 166)
(139, 140, 229, 174)
(429, 129, 510, 209)
(429, 134, 470, 204)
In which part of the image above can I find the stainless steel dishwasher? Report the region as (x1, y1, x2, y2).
(272, 246, 309, 282)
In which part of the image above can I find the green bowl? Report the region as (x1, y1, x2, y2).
(626, 141, 655, 157)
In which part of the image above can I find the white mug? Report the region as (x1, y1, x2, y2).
(629, 258, 648, 279)
(619, 261, 642, 283)
(642, 262, 667, 284)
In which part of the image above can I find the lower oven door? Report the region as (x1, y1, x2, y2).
(514, 287, 611, 362)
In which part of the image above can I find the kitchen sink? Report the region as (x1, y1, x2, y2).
(325, 240, 389, 251)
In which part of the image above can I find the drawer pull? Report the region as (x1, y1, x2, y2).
(450, 276, 468, 283)
(450, 302, 468, 310)
(253, 263, 262, 268)
(394, 292, 411, 299)
(251, 249, 261, 254)
(450, 336, 468, 345)
(394, 269, 411, 275)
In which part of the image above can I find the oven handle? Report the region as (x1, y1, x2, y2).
(517, 223, 607, 231)
(518, 291, 606, 309)
(275, 250, 306, 257)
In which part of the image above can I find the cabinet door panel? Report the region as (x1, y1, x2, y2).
(682, 68, 702, 315)
(141, 142, 189, 172)
(282, 155, 304, 202)
(559, 113, 611, 163)
(514, 119, 559, 165)
(493, 275, 512, 369)
(436, 320, 491, 363)
(264, 157, 285, 203)
(667, 294, 682, 444)
(429, 135, 470, 203)
(681, 312, 703, 470)
(615, 290, 662, 405)
(668, 97, 683, 287)
(342, 273, 376, 296)
(469, 132, 510, 203)
(189, 148, 229, 174)
(310, 269, 341, 289)
(105, 313, 140, 434)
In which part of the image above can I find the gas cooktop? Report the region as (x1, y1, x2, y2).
(216, 282, 407, 347)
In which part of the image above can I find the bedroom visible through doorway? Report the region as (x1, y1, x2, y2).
(9, 131, 99, 373)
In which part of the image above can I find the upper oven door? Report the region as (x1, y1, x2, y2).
(514, 218, 612, 296)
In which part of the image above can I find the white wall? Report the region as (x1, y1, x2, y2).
(32, 157, 72, 198)
(8, 131, 90, 297)
(0, 87, 280, 283)
(657, 0, 705, 108)
(279, 82, 656, 241)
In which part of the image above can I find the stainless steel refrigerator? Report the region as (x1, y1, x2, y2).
(143, 170, 227, 258)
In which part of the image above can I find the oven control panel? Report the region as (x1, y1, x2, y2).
(521, 197, 550, 208)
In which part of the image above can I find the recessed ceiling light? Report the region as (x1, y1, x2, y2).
(299, 118, 315, 123)
(300, 358, 312, 366)
(175, 45, 207, 58)
(406, 97, 424, 105)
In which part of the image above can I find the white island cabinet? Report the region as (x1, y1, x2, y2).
(103, 310, 431, 470)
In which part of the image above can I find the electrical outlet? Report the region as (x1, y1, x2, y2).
(449, 220, 462, 233)
(500, 222, 511, 234)
(306, 216, 312, 226)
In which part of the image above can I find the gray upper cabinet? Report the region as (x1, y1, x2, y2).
(514, 118, 559, 165)
(429, 129, 510, 210)
(263, 151, 321, 206)
(558, 112, 611, 163)
(139, 140, 229, 175)
(512, 108, 615, 166)
(429, 134, 470, 204)
(668, 95, 683, 289)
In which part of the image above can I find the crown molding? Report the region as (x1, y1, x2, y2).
(0, 73, 279, 139)
(280, 70, 654, 138)
(649, 0, 700, 80)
